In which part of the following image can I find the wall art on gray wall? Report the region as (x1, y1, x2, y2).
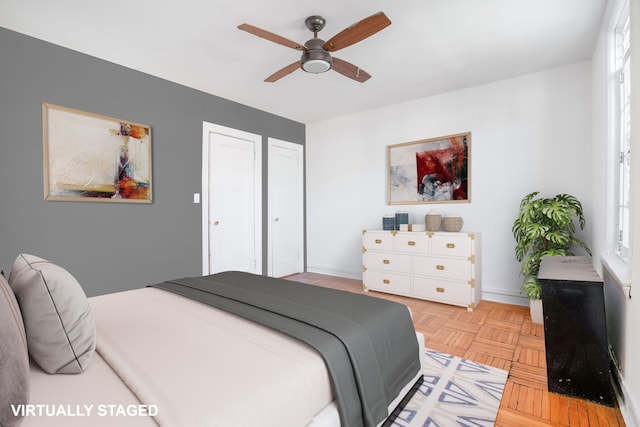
(388, 132, 470, 205)
(43, 103, 152, 203)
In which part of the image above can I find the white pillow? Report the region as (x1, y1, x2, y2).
(9, 254, 96, 374)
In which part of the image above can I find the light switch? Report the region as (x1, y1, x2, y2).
(193, 193, 200, 204)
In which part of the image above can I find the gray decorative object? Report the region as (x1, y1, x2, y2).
(383, 215, 395, 230)
(395, 211, 409, 230)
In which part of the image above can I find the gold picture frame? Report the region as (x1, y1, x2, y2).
(388, 132, 470, 205)
(43, 103, 152, 203)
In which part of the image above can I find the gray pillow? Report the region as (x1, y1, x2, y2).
(9, 254, 96, 374)
(0, 271, 29, 427)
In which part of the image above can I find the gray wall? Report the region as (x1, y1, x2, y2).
(0, 27, 305, 296)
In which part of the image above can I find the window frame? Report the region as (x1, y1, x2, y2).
(610, 0, 631, 261)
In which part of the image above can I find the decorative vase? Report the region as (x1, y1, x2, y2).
(442, 215, 463, 232)
(425, 212, 442, 231)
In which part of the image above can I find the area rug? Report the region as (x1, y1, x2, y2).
(387, 349, 509, 427)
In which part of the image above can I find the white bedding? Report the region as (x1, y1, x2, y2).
(23, 287, 424, 427)
(23, 354, 157, 427)
(92, 287, 333, 427)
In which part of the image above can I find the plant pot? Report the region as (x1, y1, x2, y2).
(529, 298, 543, 324)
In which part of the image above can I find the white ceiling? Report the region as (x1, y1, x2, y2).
(0, 0, 607, 124)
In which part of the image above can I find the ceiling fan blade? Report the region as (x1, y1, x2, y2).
(332, 57, 371, 83)
(238, 23, 306, 51)
(323, 12, 391, 52)
(265, 62, 301, 82)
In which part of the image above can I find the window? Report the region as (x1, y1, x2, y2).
(613, 6, 631, 260)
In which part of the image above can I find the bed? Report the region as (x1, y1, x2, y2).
(1, 254, 424, 427)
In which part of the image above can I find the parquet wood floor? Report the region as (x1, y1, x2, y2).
(285, 272, 626, 427)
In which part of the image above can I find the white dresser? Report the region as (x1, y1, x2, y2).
(362, 230, 481, 311)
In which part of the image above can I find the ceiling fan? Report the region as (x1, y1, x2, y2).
(238, 12, 391, 83)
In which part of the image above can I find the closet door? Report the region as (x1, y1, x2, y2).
(202, 122, 261, 274)
(268, 138, 304, 277)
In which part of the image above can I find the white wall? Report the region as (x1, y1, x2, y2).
(306, 62, 593, 305)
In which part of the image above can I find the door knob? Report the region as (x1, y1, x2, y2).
(213, 220, 220, 225)
(275, 218, 280, 222)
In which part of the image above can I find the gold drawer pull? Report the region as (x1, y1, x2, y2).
(383, 259, 390, 264)
(446, 243, 455, 249)
(383, 279, 390, 284)
(375, 239, 382, 244)
(436, 287, 445, 293)
(436, 265, 445, 270)
(407, 241, 416, 246)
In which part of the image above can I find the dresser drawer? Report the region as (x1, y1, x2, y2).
(395, 232, 429, 254)
(363, 231, 395, 251)
(431, 234, 473, 257)
(363, 271, 411, 295)
(412, 277, 471, 307)
(413, 256, 472, 281)
(364, 252, 411, 273)
(361, 229, 480, 312)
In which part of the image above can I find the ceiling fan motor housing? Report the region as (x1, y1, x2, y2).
(301, 37, 333, 73)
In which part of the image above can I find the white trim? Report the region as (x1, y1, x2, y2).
(602, 0, 632, 272)
(201, 121, 262, 275)
(611, 352, 640, 427)
(306, 266, 362, 281)
(480, 287, 529, 307)
(602, 251, 632, 297)
(603, 0, 630, 32)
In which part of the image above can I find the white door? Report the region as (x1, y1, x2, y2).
(202, 122, 262, 275)
(268, 138, 304, 277)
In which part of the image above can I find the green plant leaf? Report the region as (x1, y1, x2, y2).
(540, 249, 568, 257)
(513, 191, 591, 299)
(524, 223, 549, 240)
(557, 193, 587, 229)
(519, 191, 539, 210)
(546, 230, 571, 247)
(542, 201, 571, 226)
(521, 276, 541, 300)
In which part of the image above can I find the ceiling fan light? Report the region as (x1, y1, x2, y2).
(301, 49, 332, 73)
(302, 59, 331, 73)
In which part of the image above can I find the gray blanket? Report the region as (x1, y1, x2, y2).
(150, 271, 420, 427)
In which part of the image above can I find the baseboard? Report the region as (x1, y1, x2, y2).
(478, 286, 529, 307)
(306, 266, 362, 280)
(611, 349, 640, 427)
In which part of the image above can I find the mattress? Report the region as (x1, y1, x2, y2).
(23, 286, 423, 426)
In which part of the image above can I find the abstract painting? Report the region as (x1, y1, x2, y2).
(43, 103, 152, 203)
(388, 132, 470, 205)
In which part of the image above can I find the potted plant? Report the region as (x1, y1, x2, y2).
(512, 191, 591, 323)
